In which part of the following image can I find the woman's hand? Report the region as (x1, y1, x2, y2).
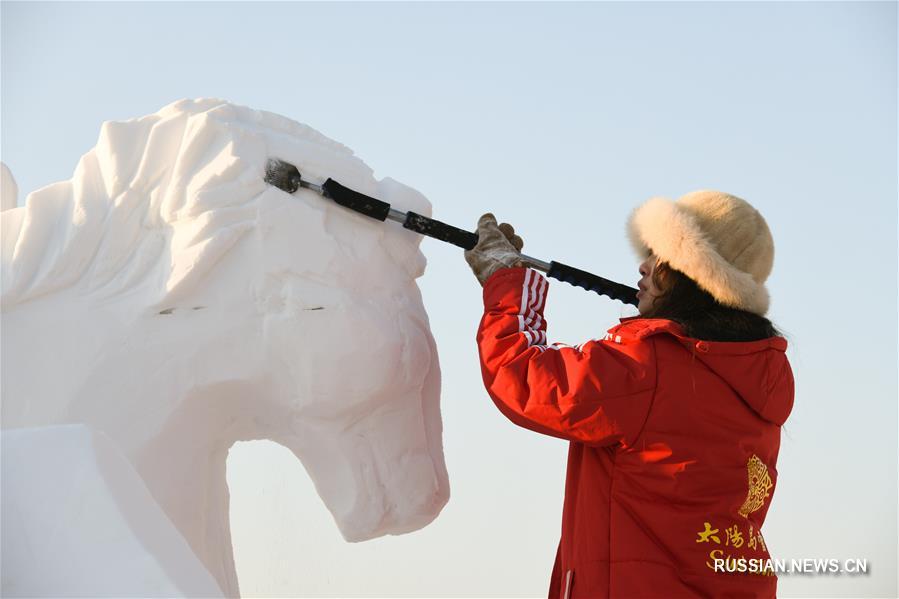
(464, 213, 525, 285)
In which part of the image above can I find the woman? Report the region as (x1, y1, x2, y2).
(465, 191, 793, 598)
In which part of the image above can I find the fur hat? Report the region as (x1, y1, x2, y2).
(627, 190, 774, 315)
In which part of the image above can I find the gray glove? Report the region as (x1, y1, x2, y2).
(464, 213, 525, 285)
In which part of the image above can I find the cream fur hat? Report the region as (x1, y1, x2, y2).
(627, 190, 774, 315)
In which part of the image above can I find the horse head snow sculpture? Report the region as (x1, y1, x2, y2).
(0, 99, 449, 596)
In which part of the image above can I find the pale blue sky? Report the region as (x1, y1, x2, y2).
(2, 2, 896, 597)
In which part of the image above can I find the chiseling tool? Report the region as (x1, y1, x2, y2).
(264, 158, 639, 306)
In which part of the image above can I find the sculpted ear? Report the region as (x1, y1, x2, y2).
(1, 162, 17, 211)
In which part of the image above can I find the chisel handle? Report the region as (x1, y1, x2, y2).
(547, 261, 639, 306)
(322, 178, 392, 221)
(403, 212, 479, 250)
(264, 159, 638, 306)
(398, 209, 639, 306)
(319, 176, 479, 248)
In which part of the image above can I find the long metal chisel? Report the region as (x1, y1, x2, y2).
(264, 159, 638, 306)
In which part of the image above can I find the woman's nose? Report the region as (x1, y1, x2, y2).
(639, 261, 648, 277)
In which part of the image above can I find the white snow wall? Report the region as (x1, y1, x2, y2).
(2, 425, 226, 597)
(0, 98, 450, 597)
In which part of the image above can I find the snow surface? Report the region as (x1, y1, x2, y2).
(2, 425, 225, 597)
(0, 99, 450, 597)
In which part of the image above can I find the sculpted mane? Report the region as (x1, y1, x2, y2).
(1, 99, 421, 309)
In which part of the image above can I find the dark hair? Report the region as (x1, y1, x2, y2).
(642, 262, 781, 342)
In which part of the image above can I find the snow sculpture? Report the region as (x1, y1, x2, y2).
(0, 99, 450, 597)
(1, 161, 17, 211)
(2, 425, 225, 597)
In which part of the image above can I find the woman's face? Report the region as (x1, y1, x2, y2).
(637, 253, 664, 315)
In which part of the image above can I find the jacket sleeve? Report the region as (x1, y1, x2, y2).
(476, 267, 657, 447)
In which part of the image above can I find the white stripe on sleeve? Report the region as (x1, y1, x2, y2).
(519, 269, 533, 345)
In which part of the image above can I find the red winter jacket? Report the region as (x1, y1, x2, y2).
(476, 267, 794, 599)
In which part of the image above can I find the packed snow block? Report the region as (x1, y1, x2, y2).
(0, 98, 449, 597)
(1, 425, 224, 597)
